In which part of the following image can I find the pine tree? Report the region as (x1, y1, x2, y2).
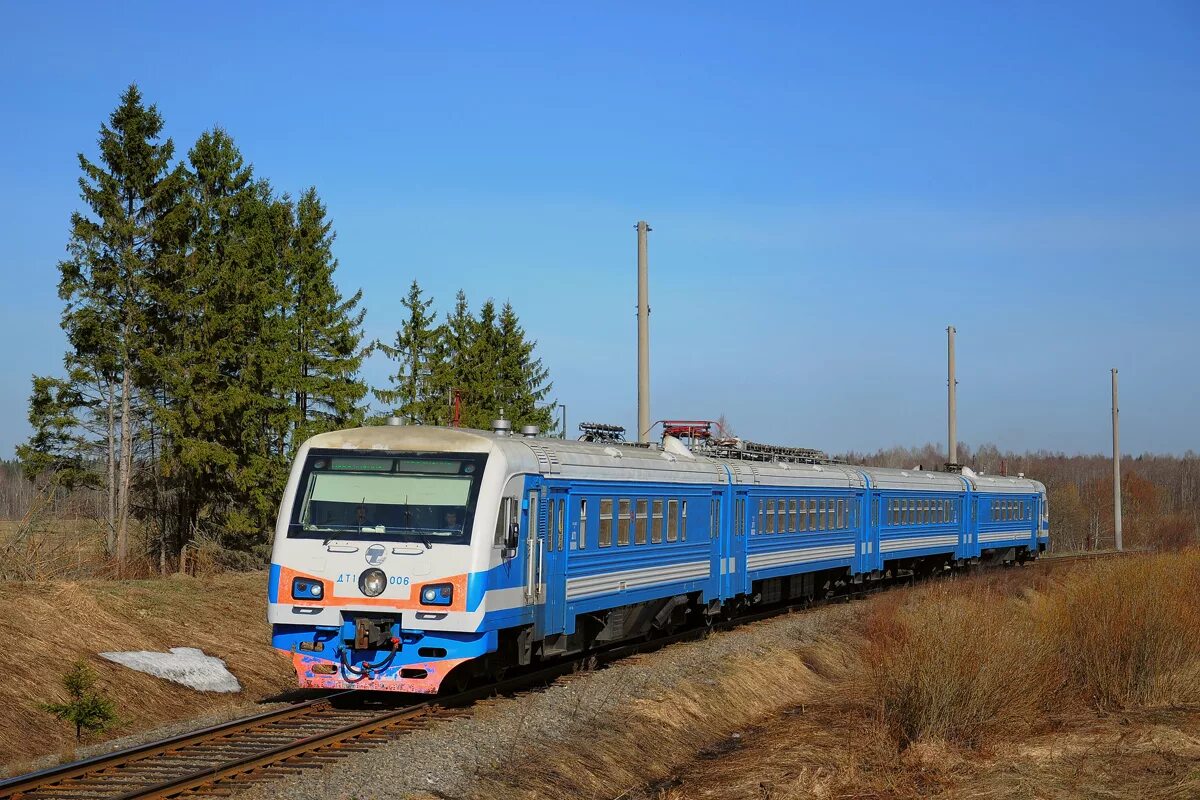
(374, 281, 438, 422)
(19, 84, 185, 564)
(289, 187, 367, 444)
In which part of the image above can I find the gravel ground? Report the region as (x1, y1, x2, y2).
(234, 602, 860, 800)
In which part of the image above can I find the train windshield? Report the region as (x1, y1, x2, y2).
(288, 451, 486, 544)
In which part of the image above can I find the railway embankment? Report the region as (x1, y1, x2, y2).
(472, 551, 1200, 800)
(0, 572, 293, 775)
(234, 550, 1200, 800)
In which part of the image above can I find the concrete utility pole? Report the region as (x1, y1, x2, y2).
(947, 325, 958, 465)
(1112, 368, 1123, 551)
(636, 221, 651, 443)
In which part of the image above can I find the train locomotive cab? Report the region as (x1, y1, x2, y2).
(267, 425, 510, 694)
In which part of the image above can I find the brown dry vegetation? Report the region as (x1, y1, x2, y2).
(467, 634, 865, 800)
(468, 552, 1200, 800)
(0, 572, 292, 775)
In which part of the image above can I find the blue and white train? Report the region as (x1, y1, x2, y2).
(267, 421, 1048, 693)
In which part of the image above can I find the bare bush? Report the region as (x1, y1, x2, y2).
(863, 580, 1055, 748)
(1048, 551, 1200, 709)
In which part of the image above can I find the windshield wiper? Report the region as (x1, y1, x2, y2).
(401, 496, 431, 548)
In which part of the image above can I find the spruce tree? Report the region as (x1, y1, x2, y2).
(289, 187, 367, 444)
(40, 660, 117, 741)
(496, 301, 555, 431)
(374, 281, 438, 423)
(460, 299, 505, 429)
(154, 129, 291, 552)
(19, 84, 185, 564)
(16, 376, 98, 491)
(425, 290, 475, 426)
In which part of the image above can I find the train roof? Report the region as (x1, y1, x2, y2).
(964, 473, 1044, 494)
(856, 466, 969, 491)
(301, 425, 1042, 493)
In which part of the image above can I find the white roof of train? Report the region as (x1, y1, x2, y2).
(302, 426, 1043, 494)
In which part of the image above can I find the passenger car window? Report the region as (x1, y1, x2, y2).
(578, 499, 587, 549)
(636, 499, 648, 544)
(599, 499, 613, 547)
(557, 500, 565, 551)
(618, 499, 631, 545)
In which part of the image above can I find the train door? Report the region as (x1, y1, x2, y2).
(969, 495, 980, 557)
(540, 487, 568, 637)
(707, 491, 723, 602)
(523, 481, 545, 616)
(854, 473, 877, 574)
(867, 490, 882, 573)
(730, 489, 750, 597)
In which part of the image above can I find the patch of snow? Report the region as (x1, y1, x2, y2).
(100, 647, 241, 693)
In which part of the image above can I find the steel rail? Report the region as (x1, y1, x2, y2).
(0, 694, 354, 799)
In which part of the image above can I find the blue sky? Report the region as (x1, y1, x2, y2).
(1, 2, 1198, 458)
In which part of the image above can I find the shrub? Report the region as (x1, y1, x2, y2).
(1048, 552, 1200, 709)
(864, 581, 1054, 748)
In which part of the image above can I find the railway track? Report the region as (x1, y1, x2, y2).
(1, 547, 1137, 800)
(1034, 548, 1137, 566)
(0, 622, 713, 800)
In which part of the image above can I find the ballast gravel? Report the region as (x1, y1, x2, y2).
(234, 603, 859, 800)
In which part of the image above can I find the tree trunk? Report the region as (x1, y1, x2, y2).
(106, 380, 117, 556)
(116, 367, 133, 568)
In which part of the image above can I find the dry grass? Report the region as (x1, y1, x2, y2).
(469, 634, 862, 800)
(862, 580, 1056, 749)
(0, 572, 292, 774)
(468, 551, 1200, 800)
(1047, 550, 1200, 709)
(0, 518, 162, 581)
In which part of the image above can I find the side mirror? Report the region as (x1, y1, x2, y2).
(505, 521, 520, 550)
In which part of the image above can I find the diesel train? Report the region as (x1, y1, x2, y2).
(267, 419, 1048, 693)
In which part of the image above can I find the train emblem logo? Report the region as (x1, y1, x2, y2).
(365, 544, 387, 566)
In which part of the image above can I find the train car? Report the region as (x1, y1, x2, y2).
(267, 420, 1048, 694)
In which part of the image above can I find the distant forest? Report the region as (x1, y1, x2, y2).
(7, 85, 554, 574)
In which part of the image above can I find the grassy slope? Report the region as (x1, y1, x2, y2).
(466, 552, 1200, 800)
(0, 573, 292, 773)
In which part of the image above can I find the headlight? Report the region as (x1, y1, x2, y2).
(359, 568, 387, 597)
(420, 583, 453, 606)
(292, 577, 324, 600)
